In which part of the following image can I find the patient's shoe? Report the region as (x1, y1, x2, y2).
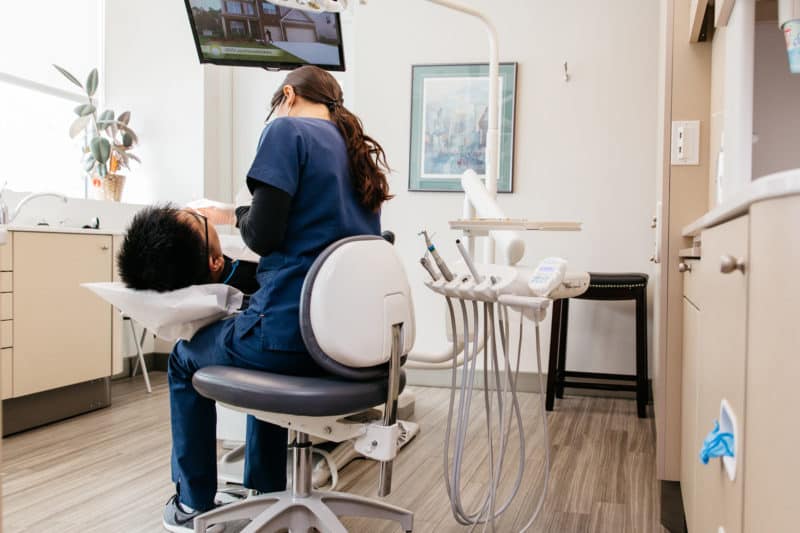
(163, 494, 222, 533)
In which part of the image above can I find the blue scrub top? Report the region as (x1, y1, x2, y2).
(234, 117, 381, 358)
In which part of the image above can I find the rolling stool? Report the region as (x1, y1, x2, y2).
(545, 273, 649, 418)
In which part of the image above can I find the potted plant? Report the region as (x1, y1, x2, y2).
(54, 65, 141, 201)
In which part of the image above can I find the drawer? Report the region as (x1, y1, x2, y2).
(682, 259, 702, 307)
(0, 237, 11, 271)
(2, 348, 11, 399)
(1, 320, 12, 348)
(0, 272, 12, 292)
(1, 292, 11, 320)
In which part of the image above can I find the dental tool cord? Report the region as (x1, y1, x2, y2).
(443, 298, 499, 525)
(442, 298, 483, 524)
(442, 300, 526, 528)
(471, 304, 526, 533)
(441, 299, 551, 532)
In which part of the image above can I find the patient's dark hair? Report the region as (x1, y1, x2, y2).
(117, 205, 209, 292)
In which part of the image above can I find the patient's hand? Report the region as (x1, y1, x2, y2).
(194, 205, 235, 226)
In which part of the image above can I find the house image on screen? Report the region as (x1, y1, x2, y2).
(219, 1, 338, 44)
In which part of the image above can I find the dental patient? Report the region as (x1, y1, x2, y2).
(117, 205, 259, 294)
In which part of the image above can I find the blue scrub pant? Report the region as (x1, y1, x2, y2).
(168, 318, 322, 512)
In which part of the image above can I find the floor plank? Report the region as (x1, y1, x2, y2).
(2, 372, 667, 532)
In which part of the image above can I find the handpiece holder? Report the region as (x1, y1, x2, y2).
(423, 262, 548, 320)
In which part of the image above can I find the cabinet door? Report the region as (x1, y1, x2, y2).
(13, 232, 113, 396)
(695, 215, 749, 533)
(681, 297, 701, 531)
(743, 197, 800, 533)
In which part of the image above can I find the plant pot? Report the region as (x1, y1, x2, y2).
(103, 174, 126, 202)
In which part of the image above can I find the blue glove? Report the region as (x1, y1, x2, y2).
(699, 420, 734, 465)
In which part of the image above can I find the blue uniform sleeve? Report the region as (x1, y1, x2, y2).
(247, 118, 307, 197)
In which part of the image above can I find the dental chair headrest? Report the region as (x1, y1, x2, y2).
(300, 235, 415, 381)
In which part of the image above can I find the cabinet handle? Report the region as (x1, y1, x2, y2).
(720, 255, 746, 274)
(100, 245, 110, 251)
(678, 262, 691, 273)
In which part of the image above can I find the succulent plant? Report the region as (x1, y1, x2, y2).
(53, 65, 141, 182)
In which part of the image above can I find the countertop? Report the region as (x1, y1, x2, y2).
(2, 224, 125, 236)
(683, 168, 800, 237)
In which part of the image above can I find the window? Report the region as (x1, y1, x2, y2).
(230, 20, 246, 36)
(226, 1, 243, 15)
(243, 2, 255, 15)
(0, 1, 103, 198)
(262, 3, 278, 14)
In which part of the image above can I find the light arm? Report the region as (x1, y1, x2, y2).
(424, 0, 500, 263)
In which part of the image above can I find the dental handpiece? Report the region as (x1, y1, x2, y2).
(419, 230, 454, 281)
(455, 239, 483, 283)
(420, 256, 441, 281)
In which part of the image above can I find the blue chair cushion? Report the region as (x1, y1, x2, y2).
(193, 366, 406, 417)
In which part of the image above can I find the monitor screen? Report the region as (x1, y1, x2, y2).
(184, 0, 345, 71)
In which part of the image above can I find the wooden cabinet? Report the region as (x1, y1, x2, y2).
(12, 232, 113, 396)
(681, 296, 701, 531)
(681, 196, 800, 532)
(694, 215, 748, 533)
(742, 197, 800, 532)
(1, 238, 12, 400)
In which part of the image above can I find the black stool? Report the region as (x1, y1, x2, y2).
(545, 273, 649, 418)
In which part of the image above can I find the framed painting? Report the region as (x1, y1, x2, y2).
(408, 63, 517, 192)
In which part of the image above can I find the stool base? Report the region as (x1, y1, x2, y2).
(194, 490, 414, 533)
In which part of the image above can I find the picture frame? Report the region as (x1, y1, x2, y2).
(408, 63, 517, 193)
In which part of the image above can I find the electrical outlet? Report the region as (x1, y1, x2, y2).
(671, 120, 700, 166)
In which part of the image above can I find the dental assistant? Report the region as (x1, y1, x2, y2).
(163, 66, 393, 532)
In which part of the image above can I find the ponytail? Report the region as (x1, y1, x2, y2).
(329, 103, 393, 212)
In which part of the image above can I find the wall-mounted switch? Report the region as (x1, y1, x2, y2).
(671, 120, 700, 166)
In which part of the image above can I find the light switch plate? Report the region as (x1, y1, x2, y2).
(671, 120, 700, 166)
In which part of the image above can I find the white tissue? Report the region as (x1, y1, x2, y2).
(83, 282, 244, 342)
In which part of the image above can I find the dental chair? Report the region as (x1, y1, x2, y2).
(191, 235, 415, 533)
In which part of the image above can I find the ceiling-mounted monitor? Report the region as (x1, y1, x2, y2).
(183, 0, 345, 71)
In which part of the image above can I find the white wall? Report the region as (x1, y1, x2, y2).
(352, 0, 659, 375)
(104, 0, 205, 205)
(752, 22, 800, 179)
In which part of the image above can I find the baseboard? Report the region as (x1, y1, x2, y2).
(660, 480, 687, 533)
(3, 378, 111, 436)
(113, 353, 169, 381)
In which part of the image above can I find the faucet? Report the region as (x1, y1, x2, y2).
(0, 187, 69, 225)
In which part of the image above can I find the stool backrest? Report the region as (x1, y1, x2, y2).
(299, 235, 415, 381)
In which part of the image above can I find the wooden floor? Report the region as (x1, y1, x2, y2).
(2, 373, 665, 532)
